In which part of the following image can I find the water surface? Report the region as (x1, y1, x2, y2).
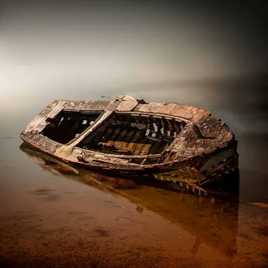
(0, 77, 268, 267)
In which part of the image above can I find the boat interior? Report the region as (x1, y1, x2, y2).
(41, 110, 186, 156)
(41, 110, 103, 144)
(78, 112, 186, 156)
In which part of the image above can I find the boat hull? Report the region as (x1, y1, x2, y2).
(20, 96, 238, 194)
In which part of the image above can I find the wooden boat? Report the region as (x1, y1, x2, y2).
(20, 96, 238, 195)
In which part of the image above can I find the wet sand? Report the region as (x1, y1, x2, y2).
(1, 77, 268, 267)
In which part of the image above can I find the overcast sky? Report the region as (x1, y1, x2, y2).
(0, 0, 267, 93)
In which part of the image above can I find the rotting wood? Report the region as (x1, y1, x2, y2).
(20, 95, 238, 196)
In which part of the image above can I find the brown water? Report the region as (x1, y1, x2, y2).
(1, 77, 268, 267)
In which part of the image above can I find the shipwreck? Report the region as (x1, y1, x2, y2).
(20, 96, 239, 195)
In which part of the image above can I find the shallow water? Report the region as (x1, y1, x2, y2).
(0, 77, 268, 267)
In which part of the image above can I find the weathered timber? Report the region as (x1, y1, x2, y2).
(20, 95, 238, 194)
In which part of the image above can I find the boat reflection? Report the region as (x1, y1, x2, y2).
(20, 143, 239, 258)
